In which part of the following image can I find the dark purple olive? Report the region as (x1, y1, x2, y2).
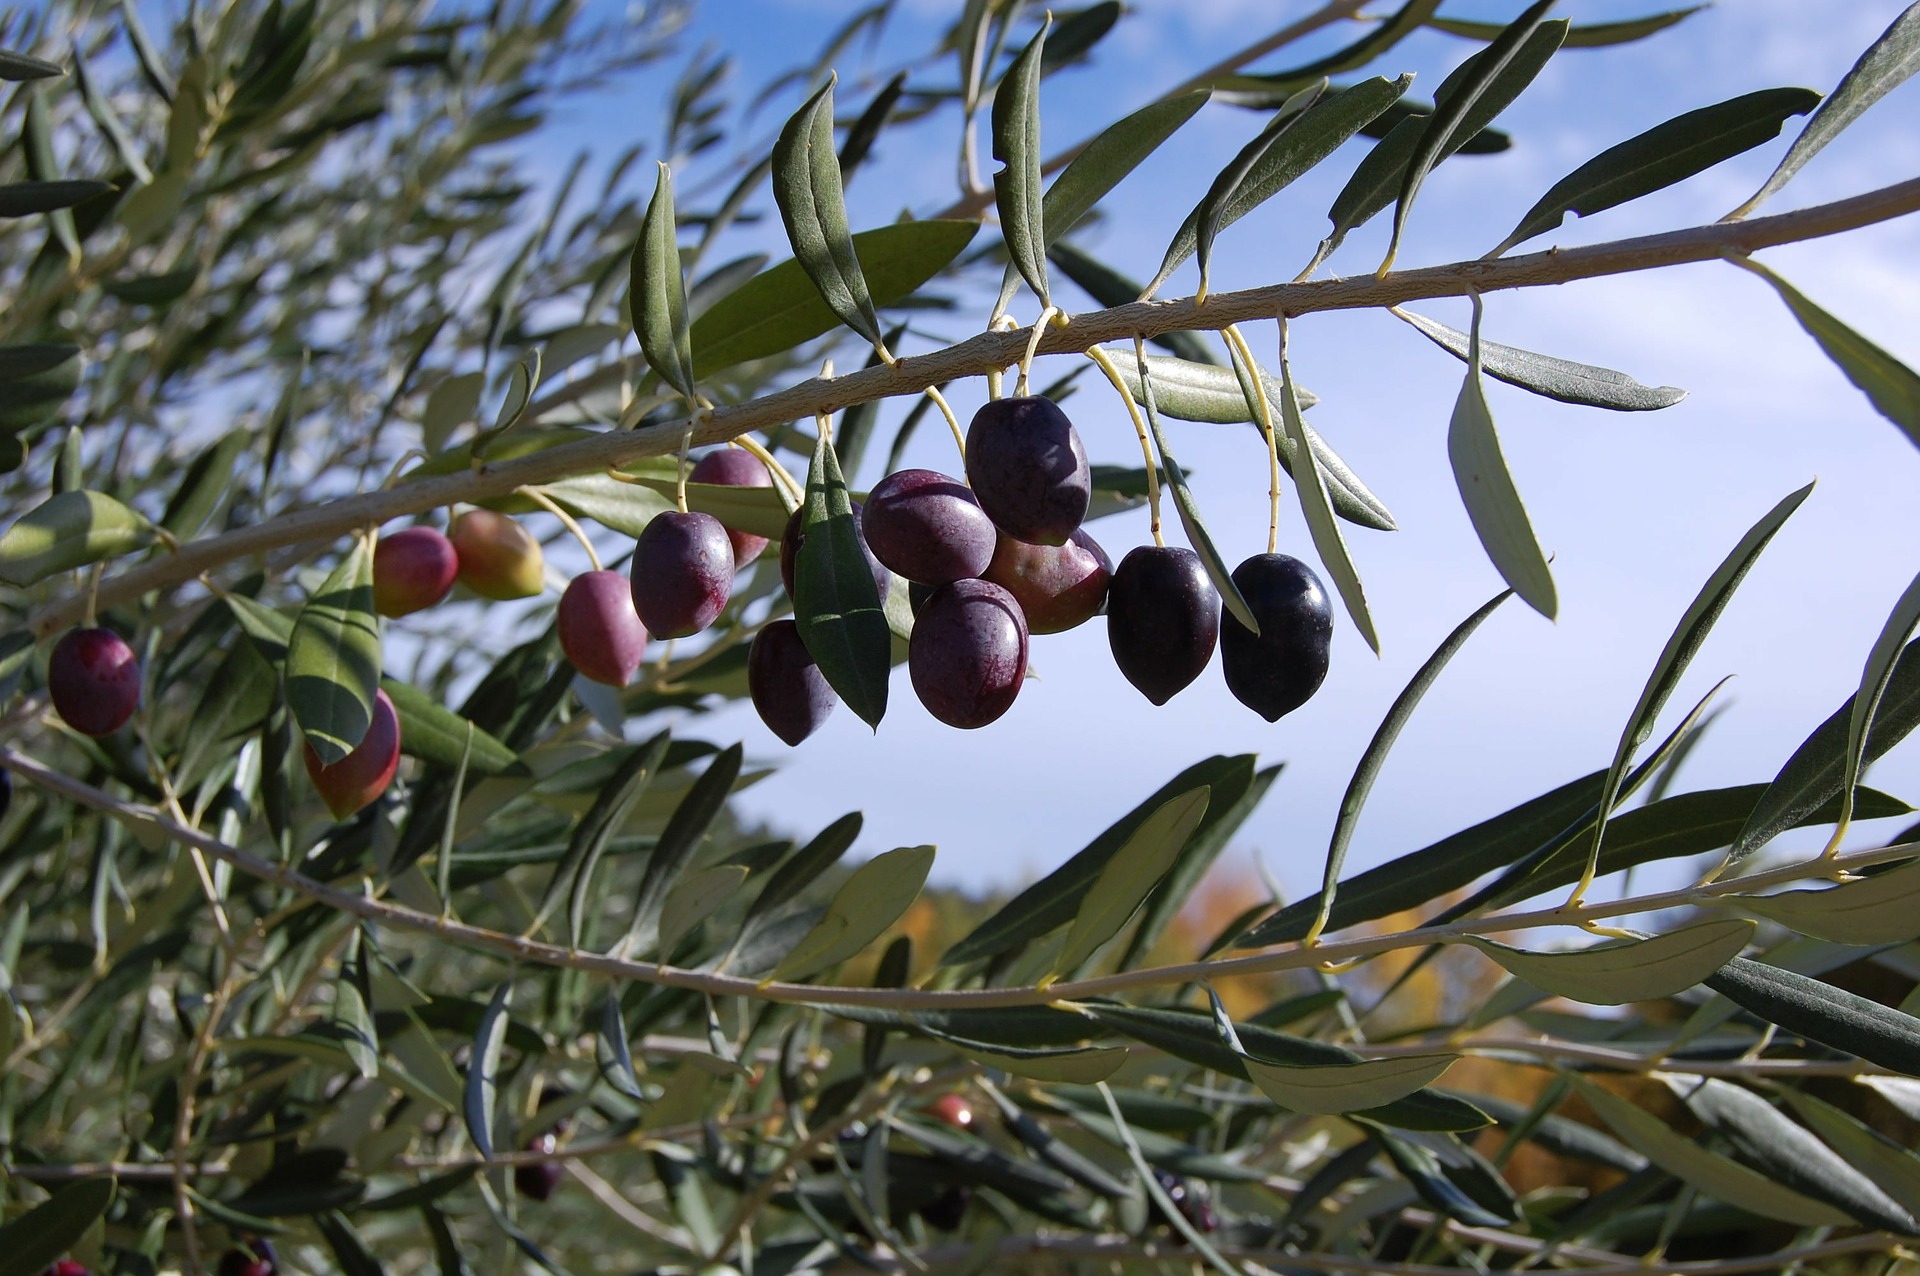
(983, 526, 1111, 634)
(689, 447, 775, 567)
(919, 1185, 972, 1231)
(748, 619, 836, 746)
(909, 579, 1028, 729)
(216, 1238, 276, 1276)
(1106, 546, 1219, 705)
(1151, 1170, 1218, 1234)
(862, 468, 996, 584)
(49, 627, 142, 736)
(0, 767, 10, 823)
(964, 396, 1090, 546)
(559, 570, 649, 687)
(515, 1132, 564, 1202)
(1220, 553, 1332, 721)
(779, 504, 891, 601)
(631, 511, 734, 639)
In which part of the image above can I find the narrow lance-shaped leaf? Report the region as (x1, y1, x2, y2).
(625, 743, 744, 956)
(0, 48, 64, 80)
(1736, 256, 1920, 452)
(1276, 323, 1380, 652)
(464, 980, 512, 1161)
(1395, 307, 1685, 411)
(1051, 787, 1210, 979)
(1121, 761, 1276, 969)
(795, 428, 890, 728)
(1246, 1054, 1459, 1117)
(0, 1177, 116, 1276)
(1780, 1087, 1920, 1220)
(1732, 1, 1920, 218)
(0, 179, 115, 217)
(1240, 0, 1439, 90)
(1137, 347, 1259, 633)
(1833, 566, 1920, 841)
(1386, 0, 1558, 273)
(1493, 88, 1820, 257)
(1463, 918, 1755, 1006)
(1739, 855, 1920, 945)
(992, 15, 1049, 308)
(1185, 79, 1326, 300)
(1307, 589, 1510, 942)
(335, 929, 380, 1080)
(630, 163, 696, 402)
(286, 536, 382, 765)
(536, 730, 668, 945)
(657, 865, 748, 961)
(1575, 481, 1812, 896)
(597, 996, 644, 1103)
(1708, 957, 1920, 1076)
(1428, 6, 1704, 47)
(771, 844, 934, 981)
(0, 490, 154, 586)
(772, 77, 887, 352)
(1097, 1084, 1251, 1276)
(1448, 298, 1557, 619)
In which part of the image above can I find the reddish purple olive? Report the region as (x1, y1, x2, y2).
(515, 1132, 564, 1202)
(0, 767, 10, 822)
(450, 509, 544, 600)
(689, 447, 775, 567)
(778, 504, 891, 601)
(983, 527, 1111, 634)
(373, 526, 459, 617)
(862, 468, 996, 585)
(631, 511, 734, 638)
(1220, 553, 1332, 721)
(49, 627, 141, 736)
(48, 1262, 90, 1276)
(964, 396, 1090, 546)
(748, 619, 836, 746)
(559, 570, 649, 687)
(909, 578, 1028, 729)
(1106, 547, 1219, 705)
(303, 689, 401, 820)
(216, 1239, 277, 1276)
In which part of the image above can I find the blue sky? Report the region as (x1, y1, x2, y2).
(535, 1, 1920, 913)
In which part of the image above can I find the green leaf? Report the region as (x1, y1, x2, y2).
(597, 996, 645, 1102)
(945, 756, 1252, 966)
(1396, 307, 1686, 411)
(1182, 79, 1327, 297)
(1428, 6, 1705, 47)
(1740, 257, 1920, 450)
(464, 980, 511, 1161)
(1309, 590, 1510, 940)
(1386, 0, 1559, 271)
(0, 48, 64, 81)
(335, 930, 380, 1079)
(1494, 88, 1820, 256)
(1780, 1087, 1920, 1219)
(380, 679, 521, 776)
(0, 1177, 115, 1276)
(100, 267, 199, 306)
(1136, 350, 1260, 634)
(1465, 919, 1754, 1006)
(772, 77, 886, 351)
(1576, 482, 1813, 892)
(992, 15, 1050, 308)
(1740, 856, 1920, 944)
(1246, 1054, 1458, 1117)
(1733, 1, 1920, 217)
(658, 864, 748, 960)
(1448, 302, 1556, 618)
(631, 164, 697, 402)
(772, 845, 934, 981)
(626, 743, 744, 956)
(286, 537, 382, 765)
(535, 730, 668, 943)
(1707, 957, 1920, 1076)
(737, 812, 862, 945)
(1575, 1079, 1851, 1226)
(687, 219, 977, 378)
(955, 1043, 1128, 1084)
(1833, 568, 1920, 837)
(1151, 75, 1410, 296)
(1041, 90, 1208, 248)
(1276, 330, 1379, 651)
(421, 372, 484, 455)
(315, 1210, 386, 1276)
(0, 341, 82, 432)
(1672, 1075, 1916, 1232)
(0, 179, 114, 217)
(1325, 20, 1567, 259)
(1732, 635, 1920, 862)
(1362, 1126, 1514, 1227)
(1122, 762, 1276, 969)
(613, 469, 791, 540)
(0, 490, 154, 586)
(1239, 0, 1439, 89)
(1096, 1084, 1252, 1276)
(795, 429, 890, 728)
(1051, 788, 1210, 978)
(161, 429, 248, 539)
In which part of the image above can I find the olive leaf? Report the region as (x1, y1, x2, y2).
(1738, 855, 1920, 944)
(772, 77, 887, 352)
(0, 1177, 117, 1276)
(771, 845, 934, 981)
(631, 163, 696, 402)
(0, 490, 154, 586)
(286, 536, 382, 766)
(795, 429, 890, 728)
(992, 14, 1049, 308)
(1051, 787, 1210, 978)
(1463, 919, 1754, 1006)
(1395, 307, 1686, 411)
(1276, 328, 1379, 651)
(1245, 1054, 1459, 1117)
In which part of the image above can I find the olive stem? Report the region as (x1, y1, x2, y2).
(520, 487, 603, 572)
(1014, 306, 1059, 397)
(727, 433, 805, 505)
(1222, 323, 1283, 557)
(922, 384, 969, 463)
(1082, 345, 1162, 546)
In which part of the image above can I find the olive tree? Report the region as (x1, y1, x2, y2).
(4, 1, 1920, 1273)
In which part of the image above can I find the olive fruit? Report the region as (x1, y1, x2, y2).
(216, 1239, 277, 1276)
(964, 396, 1090, 546)
(631, 511, 734, 638)
(303, 688, 401, 820)
(449, 509, 544, 600)
(1151, 1169, 1218, 1233)
(689, 447, 775, 567)
(862, 468, 995, 584)
(748, 619, 835, 746)
(47, 1262, 89, 1276)
(1106, 547, 1219, 705)
(373, 525, 459, 617)
(983, 527, 1111, 634)
(909, 579, 1028, 729)
(0, 766, 10, 822)
(49, 627, 141, 736)
(515, 1131, 564, 1202)
(779, 504, 890, 601)
(927, 1093, 974, 1129)
(1220, 553, 1332, 721)
(559, 570, 648, 687)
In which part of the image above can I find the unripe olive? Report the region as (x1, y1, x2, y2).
(449, 509, 544, 600)
(303, 689, 401, 820)
(49, 627, 141, 737)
